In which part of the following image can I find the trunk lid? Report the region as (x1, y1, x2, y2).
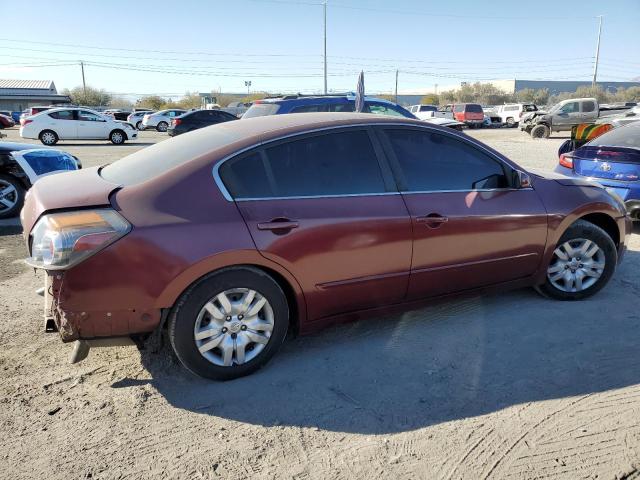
(573, 146, 640, 182)
(20, 166, 121, 235)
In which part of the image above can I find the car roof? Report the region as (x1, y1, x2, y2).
(257, 95, 398, 106)
(0, 141, 50, 153)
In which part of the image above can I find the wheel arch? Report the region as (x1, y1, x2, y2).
(155, 252, 307, 334)
(577, 212, 620, 246)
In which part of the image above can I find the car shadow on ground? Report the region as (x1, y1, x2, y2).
(131, 248, 640, 434)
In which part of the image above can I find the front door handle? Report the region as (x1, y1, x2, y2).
(415, 213, 449, 228)
(257, 219, 299, 232)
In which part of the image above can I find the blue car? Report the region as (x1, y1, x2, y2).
(555, 121, 640, 221)
(242, 94, 416, 119)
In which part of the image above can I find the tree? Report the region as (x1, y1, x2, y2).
(174, 92, 201, 109)
(516, 88, 549, 105)
(108, 96, 133, 110)
(136, 95, 167, 110)
(62, 85, 111, 106)
(438, 90, 456, 105)
(239, 93, 268, 104)
(420, 94, 439, 105)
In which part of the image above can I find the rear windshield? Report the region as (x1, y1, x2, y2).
(242, 103, 281, 119)
(588, 122, 640, 150)
(465, 104, 483, 113)
(100, 121, 247, 185)
(419, 105, 436, 112)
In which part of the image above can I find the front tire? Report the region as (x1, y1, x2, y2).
(537, 220, 617, 300)
(169, 267, 289, 380)
(156, 121, 168, 132)
(0, 174, 25, 218)
(110, 129, 126, 145)
(506, 117, 516, 127)
(39, 130, 58, 146)
(136, 121, 144, 130)
(531, 124, 550, 139)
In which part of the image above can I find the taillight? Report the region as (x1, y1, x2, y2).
(20, 119, 32, 126)
(559, 153, 574, 169)
(26, 209, 131, 270)
(173, 119, 182, 126)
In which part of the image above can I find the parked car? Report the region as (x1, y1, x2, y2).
(555, 121, 640, 221)
(422, 116, 465, 130)
(0, 141, 80, 218)
(22, 113, 630, 379)
(497, 103, 538, 127)
(242, 94, 415, 119)
(2, 111, 22, 123)
(102, 109, 132, 121)
(141, 109, 187, 132)
(482, 107, 503, 128)
(20, 106, 53, 122)
(222, 102, 251, 117)
(452, 103, 484, 127)
(408, 104, 438, 120)
(20, 107, 138, 145)
(596, 105, 640, 128)
(168, 109, 238, 137)
(0, 113, 15, 129)
(520, 98, 629, 138)
(127, 111, 153, 130)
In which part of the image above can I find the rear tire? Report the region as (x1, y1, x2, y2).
(531, 124, 550, 139)
(537, 220, 617, 301)
(156, 121, 168, 132)
(169, 267, 289, 380)
(0, 174, 25, 218)
(39, 130, 58, 146)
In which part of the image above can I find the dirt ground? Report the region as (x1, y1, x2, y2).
(1, 126, 639, 480)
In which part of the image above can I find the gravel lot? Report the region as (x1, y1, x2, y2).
(1, 126, 639, 480)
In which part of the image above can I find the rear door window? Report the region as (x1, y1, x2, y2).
(453, 104, 464, 113)
(383, 128, 510, 192)
(365, 102, 409, 118)
(220, 130, 387, 199)
(290, 104, 328, 113)
(466, 104, 483, 113)
(582, 101, 596, 113)
(48, 110, 75, 120)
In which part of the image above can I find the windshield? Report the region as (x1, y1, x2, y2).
(588, 122, 640, 150)
(242, 103, 281, 118)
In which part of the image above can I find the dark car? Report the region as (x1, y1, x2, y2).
(0, 142, 80, 218)
(555, 121, 640, 220)
(0, 113, 15, 129)
(167, 109, 238, 136)
(243, 94, 416, 119)
(22, 113, 630, 380)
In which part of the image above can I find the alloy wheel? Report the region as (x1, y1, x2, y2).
(0, 180, 18, 211)
(194, 288, 274, 367)
(547, 238, 605, 292)
(111, 131, 124, 144)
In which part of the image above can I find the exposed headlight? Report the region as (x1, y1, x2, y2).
(26, 209, 131, 270)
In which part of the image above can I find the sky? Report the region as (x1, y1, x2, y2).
(1, 0, 639, 100)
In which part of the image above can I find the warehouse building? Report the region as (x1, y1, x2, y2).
(0, 79, 70, 111)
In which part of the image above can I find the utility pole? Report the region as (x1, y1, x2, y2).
(395, 69, 398, 103)
(323, 0, 328, 94)
(80, 61, 86, 95)
(435, 83, 438, 95)
(592, 15, 603, 88)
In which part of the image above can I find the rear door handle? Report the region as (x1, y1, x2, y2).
(415, 213, 449, 228)
(257, 219, 299, 231)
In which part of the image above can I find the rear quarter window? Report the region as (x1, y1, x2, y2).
(466, 104, 483, 113)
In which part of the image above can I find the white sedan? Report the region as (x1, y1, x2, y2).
(141, 109, 186, 132)
(20, 107, 138, 145)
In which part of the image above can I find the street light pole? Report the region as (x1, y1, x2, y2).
(245, 80, 252, 95)
(592, 15, 603, 88)
(323, 0, 328, 94)
(395, 69, 398, 103)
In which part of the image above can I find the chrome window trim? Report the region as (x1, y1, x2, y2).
(211, 121, 528, 202)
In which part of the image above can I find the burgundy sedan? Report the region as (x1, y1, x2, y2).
(21, 113, 631, 380)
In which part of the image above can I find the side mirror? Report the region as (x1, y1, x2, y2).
(516, 170, 532, 188)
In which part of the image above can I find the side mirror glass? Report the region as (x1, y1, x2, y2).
(517, 170, 532, 188)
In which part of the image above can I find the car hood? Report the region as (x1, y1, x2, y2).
(528, 168, 603, 187)
(20, 166, 121, 236)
